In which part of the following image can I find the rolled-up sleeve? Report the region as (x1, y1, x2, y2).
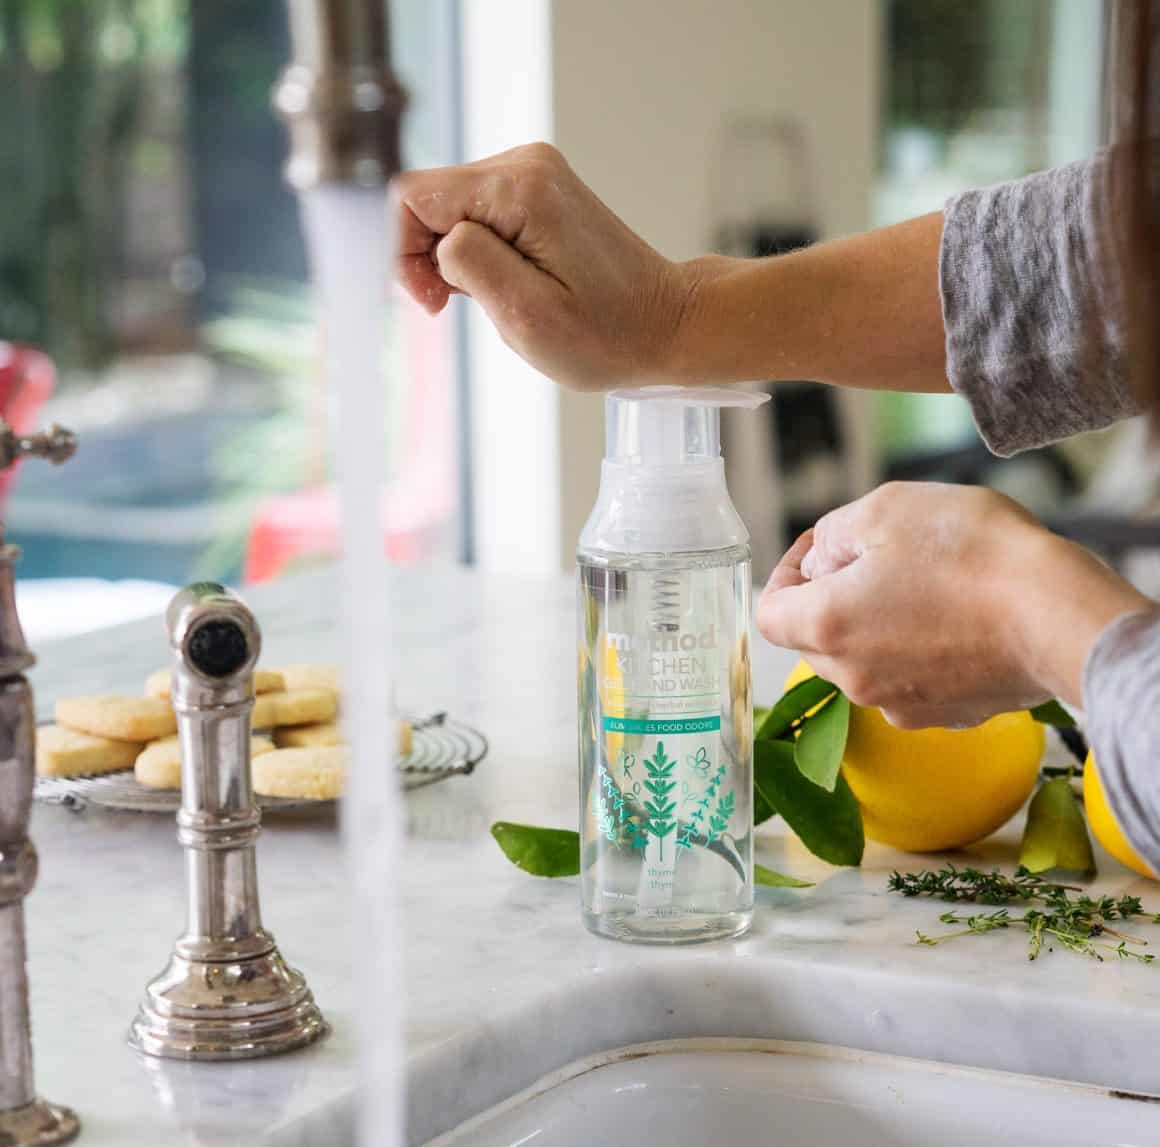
(1082, 610, 1160, 874)
(939, 155, 1140, 456)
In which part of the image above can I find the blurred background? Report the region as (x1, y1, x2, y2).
(1, 0, 1155, 643)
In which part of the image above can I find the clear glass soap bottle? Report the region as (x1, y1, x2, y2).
(577, 387, 768, 944)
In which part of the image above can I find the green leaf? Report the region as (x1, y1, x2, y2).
(491, 822, 580, 877)
(1019, 778, 1096, 875)
(754, 705, 771, 729)
(753, 739, 864, 866)
(754, 776, 778, 826)
(757, 675, 838, 741)
(1029, 700, 1077, 728)
(794, 693, 850, 792)
(755, 864, 814, 888)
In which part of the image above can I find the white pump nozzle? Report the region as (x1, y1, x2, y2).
(605, 386, 770, 465)
(581, 386, 769, 557)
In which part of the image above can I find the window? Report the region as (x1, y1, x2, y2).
(1, 0, 463, 639)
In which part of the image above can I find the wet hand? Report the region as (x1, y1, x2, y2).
(756, 482, 1151, 728)
(393, 143, 690, 391)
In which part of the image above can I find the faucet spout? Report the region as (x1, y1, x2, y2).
(274, 0, 408, 188)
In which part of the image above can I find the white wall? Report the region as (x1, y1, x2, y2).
(461, 0, 881, 572)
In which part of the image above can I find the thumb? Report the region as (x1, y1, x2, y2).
(434, 220, 546, 327)
(756, 580, 827, 653)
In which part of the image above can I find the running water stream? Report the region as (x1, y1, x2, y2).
(299, 186, 403, 1147)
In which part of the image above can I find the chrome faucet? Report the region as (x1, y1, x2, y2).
(274, 0, 407, 189)
(0, 418, 79, 1146)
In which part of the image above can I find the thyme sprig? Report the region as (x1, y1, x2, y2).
(890, 865, 1160, 963)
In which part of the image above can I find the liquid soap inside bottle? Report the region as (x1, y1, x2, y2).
(577, 387, 765, 944)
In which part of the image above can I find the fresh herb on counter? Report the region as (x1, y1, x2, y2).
(889, 865, 1160, 963)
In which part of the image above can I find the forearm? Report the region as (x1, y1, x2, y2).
(1007, 532, 1153, 708)
(669, 213, 950, 393)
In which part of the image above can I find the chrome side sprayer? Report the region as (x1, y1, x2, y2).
(128, 582, 327, 1061)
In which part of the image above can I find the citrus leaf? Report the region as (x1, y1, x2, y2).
(491, 822, 579, 877)
(754, 766, 778, 826)
(794, 693, 850, 791)
(754, 705, 771, 729)
(755, 864, 814, 888)
(1029, 700, 1077, 728)
(757, 675, 837, 741)
(1019, 778, 1095, 875)
(754, 739, 864, 866)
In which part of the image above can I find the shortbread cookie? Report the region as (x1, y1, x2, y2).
(36, 724, 140, 778)
(252, 747, 347, 800)
(251, 688, 338, 730)
(275, 663, 341, 694)
(272, 718, 413, 755)
(273, 721, 343, 749)
(135, 734, 274, 790)
(56, 695, 177, 743)
(145, 667, 286, 699)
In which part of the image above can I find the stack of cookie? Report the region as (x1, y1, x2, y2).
(36, 662, 410, 801)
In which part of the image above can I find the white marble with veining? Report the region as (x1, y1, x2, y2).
(21, 564, 1160, 1145)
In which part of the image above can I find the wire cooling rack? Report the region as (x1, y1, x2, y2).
(35, 712, 487, 814)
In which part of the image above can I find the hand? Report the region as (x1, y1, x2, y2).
(756, 482, 1152, 728)
(393, 142, 691, 391)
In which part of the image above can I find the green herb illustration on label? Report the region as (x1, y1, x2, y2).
(705, 788, 735, 845)
(678, 762, 733, 850)
(594, 756, 644, 847)
(642, 741, 678, 860)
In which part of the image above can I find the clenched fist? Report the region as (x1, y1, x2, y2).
(394, 143, 694, 391)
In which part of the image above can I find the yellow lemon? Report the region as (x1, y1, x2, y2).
(782, 660, 1044, 852)
(1083, 751, 1156, 880)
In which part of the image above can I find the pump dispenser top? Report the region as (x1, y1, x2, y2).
(604, 386, 769, 465)
(580, 386, 769, 557)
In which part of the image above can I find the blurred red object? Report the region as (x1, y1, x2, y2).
(243, 295, 456, 583)
(0, 344, 57, 508)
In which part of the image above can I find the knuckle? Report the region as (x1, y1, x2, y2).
(840, 669, 880, 708)
(435, 223, 475, 267)
(881, 707, 923, 730)
(519, 140, 563, 167)
(806, 603, 846, 652)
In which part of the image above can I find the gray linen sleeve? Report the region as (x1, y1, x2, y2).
(939, 155, 1141, 456)
(1082, 609, 1160, 874)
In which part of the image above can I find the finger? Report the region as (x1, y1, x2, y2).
(397, 252, 454, 314)
(756, 578, 833, 653)
(801, 500, 870, 580)
(435, 220, 547, 331)
(762, 529, 814, 596)
(394, 162, 530, 251)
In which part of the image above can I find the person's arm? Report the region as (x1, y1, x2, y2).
(395, 143, 949, 393)
(670, 214, 949, 394)
(397, 145, 1139, 445)
(754, 481, 1151, 728)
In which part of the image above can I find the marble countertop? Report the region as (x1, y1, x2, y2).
(23, 564, 1160, 1145)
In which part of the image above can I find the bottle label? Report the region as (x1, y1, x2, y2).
(594, 630, 735, 884)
